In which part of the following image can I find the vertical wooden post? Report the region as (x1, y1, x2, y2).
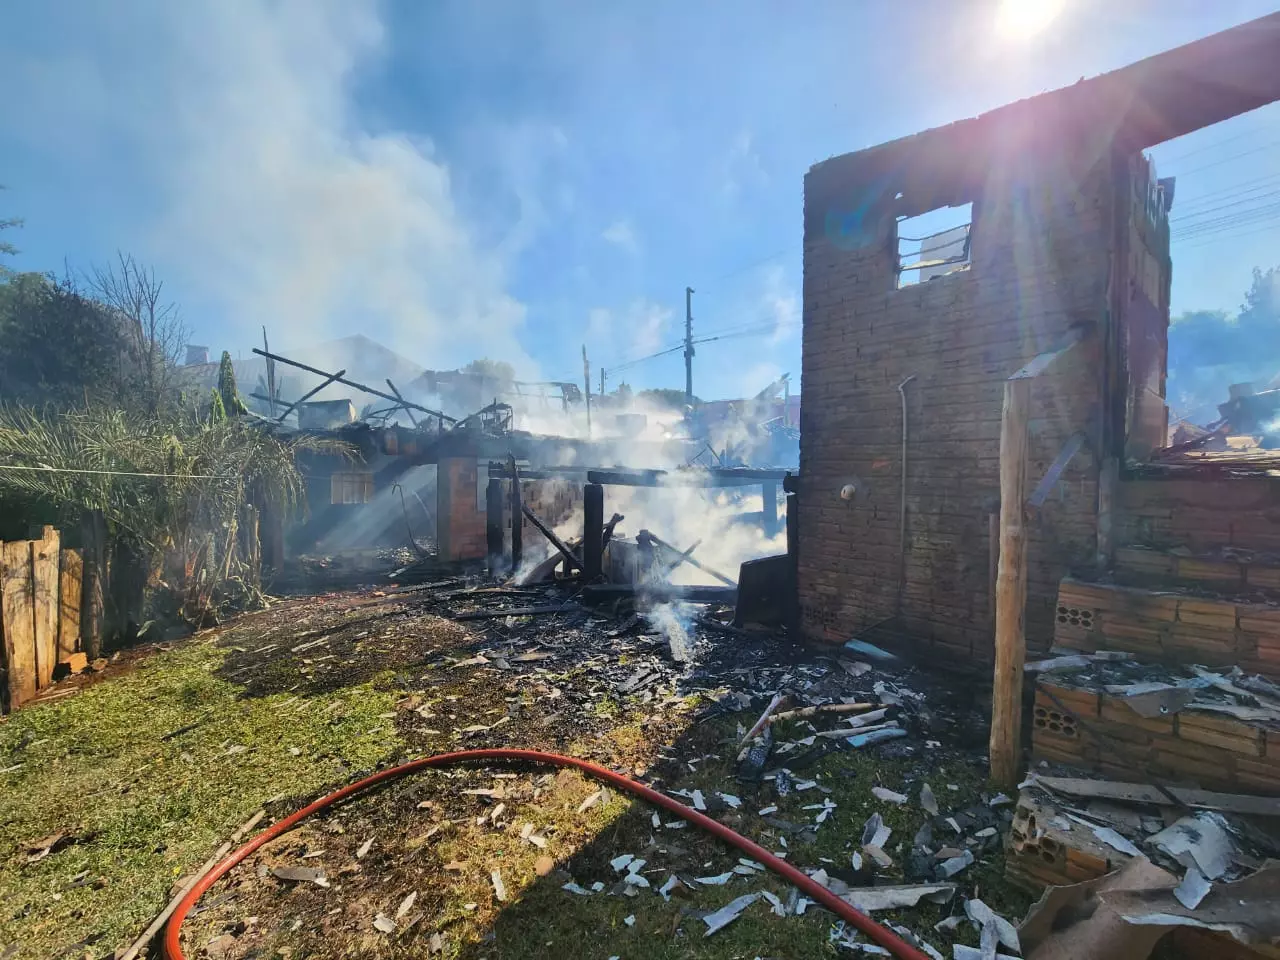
(485, 478, 504, 576)
(80, 511, 106, 661)
(990, 377, 1031, 789)
(508, 457, 522, 576)
(31, 526, 60, 689)
(583, 482, 604, 582)
(761, 481, 779, 539)
(58, 549, 83, 664)
(1, 540, 37, 709)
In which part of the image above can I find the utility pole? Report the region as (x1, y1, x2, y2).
(684, 286, 695, 406)
(582, 344, 592, 439)
(599, 367, 607, 397)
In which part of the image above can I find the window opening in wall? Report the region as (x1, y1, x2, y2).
(896, 202, 973, 288)
(331, 471, 374, 505)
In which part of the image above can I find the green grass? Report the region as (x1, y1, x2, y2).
(0, 637, 401, 959)
(0, 609, 1032, 960)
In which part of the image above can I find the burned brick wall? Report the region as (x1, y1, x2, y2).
(436, 457, 582, 563)
(797, 128, 1123, 663)
(437, 457, 488, 562)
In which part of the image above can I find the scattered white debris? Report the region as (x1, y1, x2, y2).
(793, 779, 818, 791)
(562, 882, 593, 896)
(651, 812, 661, 829)
(1066, 813, 1143, 858)
(862, 813, 892, 850)
(356, 838, 374, 859)
(702, 893, 759, 936)
(591, 881, 606, 892)
(691, 789, 707, 811)
(395, 891, 417, 920)
(577, 789, 606, 814)
(945, 817, 962, 835)
(491, 870, 507, 902)
(851, 851, 863, 871)
(936, 850, 974, 878)
(842, 883, 956, 912)
(1151, 813, 1235, 879)
(761, 890, 787, 916)
(270, 866, 329, 888)
(610, 854, 636, 873)
(693, 872, 735, 886)
(1174, 867, 1212, 910)
(887, 921, 945, 960)
(658, 875, 680, 901)
(872, 787, 907, 805)
(965, 899, 1021, 954)
(863, 845, 894, 869)
(718, 792, 742, 809)
(372, 913, 396, 934)
(624, 914, 635, 927)
(758, 805, 778, 816)
(988, 793, 1013, 807)
(920, 783, 939, 816)
(953, 946, 1020, 960)
(663, 820, 688, 830)
(935, 916, 963, 934)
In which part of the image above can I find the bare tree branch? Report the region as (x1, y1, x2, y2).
(86, 253, 189, 415)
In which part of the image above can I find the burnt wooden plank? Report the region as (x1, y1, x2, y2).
(58, 548, 83, 664)
(31, 526, 60, 689)
(1, 541, 37, 709)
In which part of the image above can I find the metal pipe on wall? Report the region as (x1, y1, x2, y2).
(896, 375, 916, 615)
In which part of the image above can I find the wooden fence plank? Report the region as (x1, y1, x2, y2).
(32, 526, 60, 689)
(1, 540, 37, 709)
(58, 548, 83, 664)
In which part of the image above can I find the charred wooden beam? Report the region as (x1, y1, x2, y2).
(581, 583, 737, 604)
(485, 478, 503, 576)
(252, 348, 457, 423)
(521, 503, 581, 571)
(274, 369, 346, 423)
(384, 379, 417, 426)
(582, 482, 604, 581)
(642, 530, 737, 587)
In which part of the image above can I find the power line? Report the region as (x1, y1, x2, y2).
(1174, 139, 1280, 177)
(0, 463, 234, 479)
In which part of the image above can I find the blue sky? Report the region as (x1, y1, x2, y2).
(3, 0, 1279, 401)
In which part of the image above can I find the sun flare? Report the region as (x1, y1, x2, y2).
(994, 0, 1064, 41)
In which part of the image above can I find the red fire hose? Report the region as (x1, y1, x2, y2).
(162, 748, 932, 960)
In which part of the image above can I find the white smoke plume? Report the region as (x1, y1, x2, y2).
(2, 0, 541, 374)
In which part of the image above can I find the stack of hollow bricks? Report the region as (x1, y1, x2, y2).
(1031, 676, 1280, 795)
(1055, 578, 1280, 679)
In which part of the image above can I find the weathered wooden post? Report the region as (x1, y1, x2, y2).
(80, 510, 105, 661)
(486, 477, 504, 576)
(583, 482, 604, 582)
(31, 526, 60, 688)
(990, 376, 1031, 789)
